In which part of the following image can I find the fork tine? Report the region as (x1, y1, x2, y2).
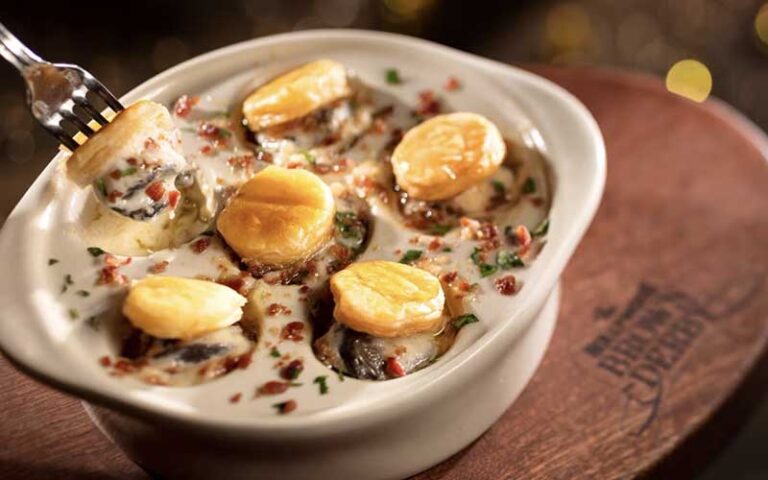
(82, 74, 123, 112)
(72, 93, 109, 126)
(47, 124, 78, 151)
(59, 107, 94, 137)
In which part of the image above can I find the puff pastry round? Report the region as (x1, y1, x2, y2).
(330, 261, 446, 338)
(242, 59, 351, 131)
(123, 276, 247, 340)
(217, 166, 335, 266)
(66, 100, 185, 187)
(391, 112, 506, 201)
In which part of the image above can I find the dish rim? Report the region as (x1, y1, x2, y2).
(0, 29, 605, 436)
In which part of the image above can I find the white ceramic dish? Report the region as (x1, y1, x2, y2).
(0, 30, 604, 479)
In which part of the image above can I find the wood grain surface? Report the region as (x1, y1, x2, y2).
(1, 66, 767, 480)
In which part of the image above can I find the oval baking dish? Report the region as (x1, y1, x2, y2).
(0, 30, 604, 480)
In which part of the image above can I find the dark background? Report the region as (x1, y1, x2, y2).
(0, 1, 765, 478)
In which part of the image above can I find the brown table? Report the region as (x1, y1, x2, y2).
(2, 67, 767, 479)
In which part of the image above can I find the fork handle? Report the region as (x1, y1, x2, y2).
(0, 22, 44, 72)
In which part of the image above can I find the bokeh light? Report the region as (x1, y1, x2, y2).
(756, 4, 768, 46)
(545, 3, 593, 52)
(665, 59, 713, 103)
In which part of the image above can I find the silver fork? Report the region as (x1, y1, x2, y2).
(0, 22, 124, 151)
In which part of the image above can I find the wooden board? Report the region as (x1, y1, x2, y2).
(1, 66, 766, 479)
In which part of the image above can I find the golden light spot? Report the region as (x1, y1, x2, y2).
(665, 59, 712, 103)
(545, 3, 593, 51)
(756, 4, 768, 46)
(382, 0, 436, 20)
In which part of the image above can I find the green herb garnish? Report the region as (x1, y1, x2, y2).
(93, 178, 107, 198)
(48, 258, 59, 266)
(430, 224, 452, 236)
(470, 247, 482, 265)
(522, 177, 536, 194)
(121, 167, 138, 177)
(478, 263, 498, 277)
(385, 68, 401, 85)
(87, 247, 105, 257)
(314, 375, 329, 395)
(68, 308, 79, 320)
(399, 249, 423, 264)
(491, 180, 506, 195)
(442, 247, 453, 253)
(270, 347, 281, 358)
(335, 211, 364, 242)
(531, 218, 550, 238)
(76, 290, 90, 297)
(86, 316, 100, 330)
(453, 313, 479, 329)
(497, 250, 524, 269)
(337, 370, 345, 382)
(61, 274, 74, 294)
(301, 150, 316, 165)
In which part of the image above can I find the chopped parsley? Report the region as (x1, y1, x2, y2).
(270, 347, 281, 358)
(121, 167, 138, 177)
(68, 308, 79, 320)
(399, 249, 423, 264)
(442, 247, 453, 253)
(497, 250, 525, 269)
(48, 258, 59, 266)
(300, 150, 316, 165)
(93, 178, 107, 197)
(314, 375, 329, 395)
(336, 369, 345, 382)
(76, 290, 91, 297)
(61, 274, 74, 294)
(471, 247, 497, 277)
(478, 263, 498, 277)
(522, 177, 536, 194)
(531, 218, 550, 238)
(87, 247, 105, 257)
(453, 313, 479, 329)
(86, 316, 100, 330)
(430, 224, 452, 236)
(335, 211, 364, 243)
(385, 68, 401, 85)
(491, 180, 506, 195)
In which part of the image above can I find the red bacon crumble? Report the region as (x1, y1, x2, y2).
(99, 356, 112, 367)
(200, 144, 215, 155)
(417, 89, 441, 116)
(441, 271, 458, 284)
(427, 238, 442, 251)
(229, 392, 242, 404)
(228, 153, 255, 170)
(145, 181, 165, 202)
(267, 303, 292, 316)
(257, 381, 289, 395)
(495, 275, 518, 295)
(109, 169, 122, 180)
(386, 357, 406, 378)
(190, 237, 212, 253)
(281, 322, 305, 341)
(149, 260, 169, 273)
(280, 359, 304, 380)
(514, 225, 532, 254)
(126, 157, 138, 166)
(275, 399, 297, 414)
(173, 94, 199, 118)
(197, 122, 222, 140)
(444, 76, 461, 91)
(107, 190, 123, 203)
(112, 359, 135, 373)
(168, 190, 180, 209)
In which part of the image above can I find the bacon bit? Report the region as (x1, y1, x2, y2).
(198, 122, 222, 140)
(386, 357, 406, 378)
(144, 137, 158, 150)
(191, 237, 212, 254)
(441, 271, 458, 284)
(478, 222, 500, 241)
(514, 225, 532, 254)
(298, 285, 310, 294)
(107, 190, 123, 203)
(99, 356, 112, 367)
(495, 275, 518, 295)
(459, 217, 482, 239)
(200, 144, 215, 155)
(313, 163, 332, 175)
(168, 190, 180, 209)
(126, 157, 138, 166)
(149, 260, 169, 273)
(235, 352, 253, 370)
(280, 359, 304, 380)
(417, 89, 441, 116)
(228, 153, 255, 170)
(329, 244, 351, 263)
(229, 392, 242, 404)
(145, 181, 165, 202)
(444, 76, 461, 91)
(281, 322, 305, 341)
(529, 197, 545, 207)
(274, 399, 297, 414)
(371, 118, 387, 134)
(427, 238, 442, 251)
(109, 169, 122, 180)
(104, 253, 131, 268)
(457, 280, 472, 292)
(112, 359, 135, 373)
(97, 266, 128, 286)
(217, 275, 246, 294)
(173, 94, 199, 118)
(267, 303, 292, 316)
(258, 381, 289, 395)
